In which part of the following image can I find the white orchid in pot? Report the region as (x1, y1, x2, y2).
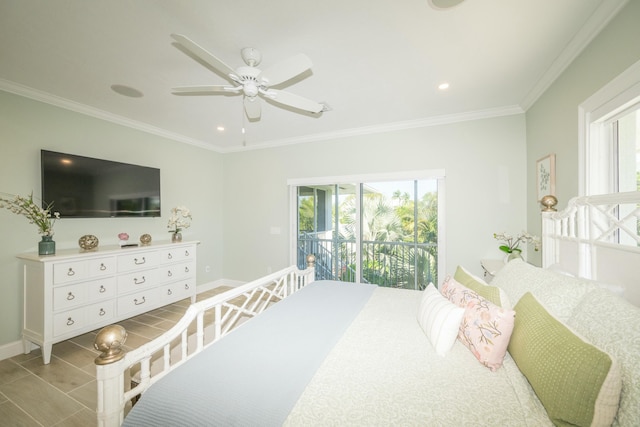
(167, 206, 191, 242)
(0, 192, 60, 255)
(493, 231, 540, 263)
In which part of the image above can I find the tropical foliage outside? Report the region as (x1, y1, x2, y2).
(298, 183, 438, 290)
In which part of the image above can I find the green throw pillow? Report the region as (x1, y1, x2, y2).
(454, 265, 505, 307)
(508, 293, 621, 427)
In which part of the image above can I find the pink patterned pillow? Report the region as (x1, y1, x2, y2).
(440, 275, 477, 307)
(459, 297, 515, 371)
(440, 276, 515, 371)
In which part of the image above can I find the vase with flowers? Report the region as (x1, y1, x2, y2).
(167, 206, 192, 242)
(493, 231, 540, 263)
(0, 192, 60, 255)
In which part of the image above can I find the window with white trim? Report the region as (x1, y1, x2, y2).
(580, 60, 640, 195)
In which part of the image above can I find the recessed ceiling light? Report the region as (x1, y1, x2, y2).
(216, 126, 225, 132)
(110, 84, 144, 98)
(438, 82, 450, 90)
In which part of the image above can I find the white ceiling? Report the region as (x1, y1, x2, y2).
(0, 0, 627, 152)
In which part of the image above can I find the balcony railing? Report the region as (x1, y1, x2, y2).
(298, 233, 437, 290)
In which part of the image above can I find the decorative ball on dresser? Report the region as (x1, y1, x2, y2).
(78, 234, 99, 251)
(140, 233, 152, 245)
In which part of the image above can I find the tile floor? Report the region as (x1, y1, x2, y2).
(0, 286, 232, 427)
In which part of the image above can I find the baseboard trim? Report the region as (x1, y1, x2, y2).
(0, 339, 27, 362)
(196, 278, 245, 292)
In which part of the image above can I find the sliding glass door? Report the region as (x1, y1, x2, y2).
(293, 173, 444, 290)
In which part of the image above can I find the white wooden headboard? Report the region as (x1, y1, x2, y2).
(541, 191, 640, 307)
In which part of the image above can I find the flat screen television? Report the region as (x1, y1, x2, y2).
(41, 150, 161, 218)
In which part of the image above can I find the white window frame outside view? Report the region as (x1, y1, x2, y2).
(579, 59, 640, 196)
(288, 170, 446, 290)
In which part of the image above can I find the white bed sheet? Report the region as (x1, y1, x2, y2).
(285, 286, 552, 426)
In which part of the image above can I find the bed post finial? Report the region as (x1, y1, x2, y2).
(306, 254, 316, 268)
(94, 325, 128, 365)
(540, 195, 558, 212)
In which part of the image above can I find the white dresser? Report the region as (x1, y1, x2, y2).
(18, 240, 198, 364)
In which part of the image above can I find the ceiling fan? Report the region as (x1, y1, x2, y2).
(170, 34, 324, 120)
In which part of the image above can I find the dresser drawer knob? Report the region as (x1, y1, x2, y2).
(184, 250, 190, 257)
(167, 289, 172, 296)
(99, 308, 106, 316)
(100, 263, 107, 271)
(66, 317, 75, 326)
(184, 266, 190, 273)
(66, 292, 75, 301)
(67, 268, 76, 276)
(167, 271, 173, 277)
(184, 284, 190, 290)
(99, 285, 106, 293)
(134, 257, 146, 265)
(134, 297, 146, 306)
(167, 253, 173, 260)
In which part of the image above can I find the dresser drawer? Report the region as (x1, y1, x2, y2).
(159, 261, 195, 283)
(117, 251, 160, 272)
(53, 307, 85, 337)
(117, 288, 161, 316)
(85, 300, 115, 326)
(53, 261, 88, 285)
(162, 279, 195, 303)
(160, 247, 196, 264)
(87, 277, 116, 302)
(88, 256, 117, 278)
(117, 269, 159, 294)
(53, 283, 87, 311)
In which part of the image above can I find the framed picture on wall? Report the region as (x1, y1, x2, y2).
(536, 154, 556, 201)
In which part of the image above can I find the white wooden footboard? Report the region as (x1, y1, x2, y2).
(541, 191, 640, 305)
(94, 258, 315, 427)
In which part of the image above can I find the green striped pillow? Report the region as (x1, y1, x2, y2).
(508, 293, 621, 426)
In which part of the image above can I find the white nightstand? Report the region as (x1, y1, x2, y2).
(480, 259, 504, 282)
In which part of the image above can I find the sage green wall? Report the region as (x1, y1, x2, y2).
(525, 0, 640, 265)
(222, 114, 527, 281)
(0, 91, 224, 345)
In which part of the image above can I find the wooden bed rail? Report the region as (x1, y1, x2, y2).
(93, 256, 315, 427)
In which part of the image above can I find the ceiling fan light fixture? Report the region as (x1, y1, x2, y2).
(243, 83, 259, 97)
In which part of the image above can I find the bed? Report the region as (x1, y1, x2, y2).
(94, 192, 640, 427)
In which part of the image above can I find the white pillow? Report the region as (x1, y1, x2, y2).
(417, 283, 465, 356)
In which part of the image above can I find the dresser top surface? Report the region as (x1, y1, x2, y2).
(17, 240, 199, 263)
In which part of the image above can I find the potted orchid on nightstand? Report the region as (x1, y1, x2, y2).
(493, 231, 540, 263)
(167, 206, 192, 242)
(0, 192, 60, 255)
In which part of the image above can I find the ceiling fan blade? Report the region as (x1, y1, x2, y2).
(172, 85, 241, 95)
(244, 96, 261, 119)
(259, 54, 313, 87)
(171, 34, 236, 77)
(263, 90, 323, 113)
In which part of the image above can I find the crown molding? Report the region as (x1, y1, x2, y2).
(221, 105, 525, 153)
(2, 77, 523, 154)
(0, 79, 222, 153)
(520, 0, 629, 111)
